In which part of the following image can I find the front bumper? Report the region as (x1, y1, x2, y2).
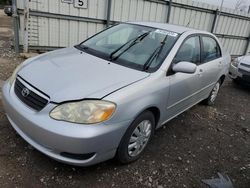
(229, 64, 250, 83)
(2, 81, 131, 166)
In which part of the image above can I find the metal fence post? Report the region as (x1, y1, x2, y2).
(12, 0, 20, 54)
(166, 0, 172, 23)
(244, 34, 250, 55)
(212, 0, 224, 34)
(106, 0, 112, 27)
(23, 0, 29, 53)
(211, 9, 219, 33)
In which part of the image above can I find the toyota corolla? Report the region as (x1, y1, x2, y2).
(2, 22, 230, 166)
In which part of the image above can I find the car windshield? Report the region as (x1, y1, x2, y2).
(77, 23, 179, 72)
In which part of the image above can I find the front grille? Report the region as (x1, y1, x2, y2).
(14, 78, 49, 111)
(60, 152, 95, 160)
(241, 63, 250, 69)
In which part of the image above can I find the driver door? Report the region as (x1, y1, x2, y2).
(166, 36, 202, 118)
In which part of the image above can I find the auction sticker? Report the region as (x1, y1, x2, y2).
(155, 29, 178, 37)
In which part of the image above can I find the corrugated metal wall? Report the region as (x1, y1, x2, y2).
(16, 0, 250, 56)
(167, 1, 250, 56)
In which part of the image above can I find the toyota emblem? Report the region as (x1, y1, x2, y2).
(21, 88, 30, 97)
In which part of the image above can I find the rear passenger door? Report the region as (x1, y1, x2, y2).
(198, 35, 223, 98)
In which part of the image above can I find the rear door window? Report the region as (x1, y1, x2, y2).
(201, 36, 221, 63)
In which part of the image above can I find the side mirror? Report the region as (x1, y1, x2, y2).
(172, 61, 197, 74)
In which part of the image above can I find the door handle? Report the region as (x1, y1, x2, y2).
(197, 69, 203, 77)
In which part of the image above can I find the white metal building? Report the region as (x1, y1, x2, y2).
(13, 0, 250, 56)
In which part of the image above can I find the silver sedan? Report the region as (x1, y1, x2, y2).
(2, 22, 230, 166)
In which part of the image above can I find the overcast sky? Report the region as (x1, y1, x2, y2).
(193, 0, 250, 10)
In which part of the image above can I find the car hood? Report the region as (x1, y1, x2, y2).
(18, 47, 150, 103)
(238, 55, 250, 65)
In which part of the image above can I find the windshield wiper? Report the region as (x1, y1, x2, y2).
(109, 31, 151, 61)
(143, 35, 168, 71)
(76, 44, 89, 52)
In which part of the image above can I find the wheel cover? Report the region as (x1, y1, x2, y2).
(128, 120, 152, 157)
(210, 82, 220, 102)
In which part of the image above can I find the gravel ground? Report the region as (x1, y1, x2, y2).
(0, 9, 250, 188)
(0, 10, 23, 82)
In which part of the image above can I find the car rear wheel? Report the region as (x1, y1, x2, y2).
(116, 111, 155, 164)
(203, 80, 221, 105)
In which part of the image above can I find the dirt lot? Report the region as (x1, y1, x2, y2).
(0, 9, 22, 82)
(0, 9, 250, 188)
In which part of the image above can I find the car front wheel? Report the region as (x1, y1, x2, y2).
(116, 111, 155, 164)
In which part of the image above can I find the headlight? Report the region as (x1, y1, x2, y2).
(50, 100, 116, 124)
(9, 63, 23, 85)
(231, 59, 239, 67)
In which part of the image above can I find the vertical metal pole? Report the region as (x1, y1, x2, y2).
(211, 9, 218, 33)
(12, 0, 20, 54)
(23, 0, 29, 53)
(106, 0, 112, 27)
(166, 0, 172, 23)
(244, 34, 250, 55)
(213, 0, 224, 33)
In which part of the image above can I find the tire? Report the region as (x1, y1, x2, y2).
(203, 80, 221, 106)
(116, 111, 155, 164)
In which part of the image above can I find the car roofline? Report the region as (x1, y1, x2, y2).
(127, 21, 211, 35)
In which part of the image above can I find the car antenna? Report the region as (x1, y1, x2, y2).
(186, 15, 196, 27)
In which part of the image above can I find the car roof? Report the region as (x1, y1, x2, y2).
(129, 22, 204, 34)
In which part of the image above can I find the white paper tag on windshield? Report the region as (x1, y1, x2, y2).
(155, 29, 178, 37)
